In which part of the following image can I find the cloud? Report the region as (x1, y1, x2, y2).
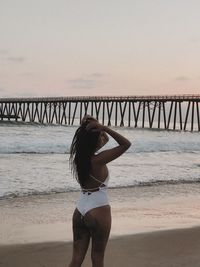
(0, 88, 13, 98)
(174, 76, 191, 82)
(89, 72, 105, 78)
(189, 38, 200, 44)
(7, 56, 25, 63)
(68, 73, 108, 90)
(21, 72, 34, 77)
(0, 50, 25, 63)
(13, 91, 37, 97)
(68, 78, 97, 89)
(0, 49, 9, 55)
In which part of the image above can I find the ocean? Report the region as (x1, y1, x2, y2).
(1, 121, 200, 244)
(0, 121, 199, 200)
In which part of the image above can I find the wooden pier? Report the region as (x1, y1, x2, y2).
(0, 95, 200, 131)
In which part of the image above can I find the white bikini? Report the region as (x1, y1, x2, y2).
(76, 172, 110, 217)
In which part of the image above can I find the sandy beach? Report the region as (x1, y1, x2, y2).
(1, 184, 200, 266)
(0, 226, 200, 267)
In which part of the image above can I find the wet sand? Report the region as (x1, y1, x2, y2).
(0, 227, 200, 267)
(1, 184, 200, 245)
(1, 184, 200, 266)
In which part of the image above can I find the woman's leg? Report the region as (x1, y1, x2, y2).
(68, 209, 90, 267)
(84, 205, 111, 267)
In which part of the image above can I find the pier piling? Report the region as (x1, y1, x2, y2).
(0, 95, 199, 131)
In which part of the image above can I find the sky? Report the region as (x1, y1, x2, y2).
(1, 0, 200, 97)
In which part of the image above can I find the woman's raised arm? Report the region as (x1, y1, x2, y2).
(86, 121, 131, 164)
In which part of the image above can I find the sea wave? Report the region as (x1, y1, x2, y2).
(0, 147, 199, 155)
(0, 151, 69, 155)
(1, 178, 200, 200)
(1, 122, 200, 155)
(0, 121, 69, 127)
(0, 187, 78, 200)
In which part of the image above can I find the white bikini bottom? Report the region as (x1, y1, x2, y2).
(76, 188, 109, 217)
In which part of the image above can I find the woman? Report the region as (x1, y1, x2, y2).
(68, 115, 131, 267)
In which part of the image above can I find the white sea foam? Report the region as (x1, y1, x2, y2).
(0, 123, 199, 199)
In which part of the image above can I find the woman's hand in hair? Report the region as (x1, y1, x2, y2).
(81, 115, 98, 125)
(85, 120, 104, 132)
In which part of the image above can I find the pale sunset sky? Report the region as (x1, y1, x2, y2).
(1, 0, 200, 97)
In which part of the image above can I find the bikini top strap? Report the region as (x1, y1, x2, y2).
(90, 174, 105, 185)
(81, 174, 108, 192)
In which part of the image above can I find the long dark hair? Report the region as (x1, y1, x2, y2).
(69, 121, 100, 187)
